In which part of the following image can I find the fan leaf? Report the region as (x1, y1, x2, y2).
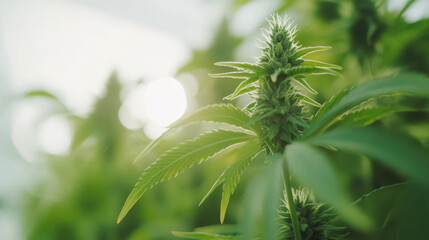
(169, 104, 261, 135)
(291, 46, 331, 59)
(300, 59, 342, 70)
(224, 77, 258, 100)
(306, 127, 429, 186)
(209, 71, 257, 79)
(296, 93, 322, 107)
(215, 61, 264, 73)
(199, 140, 260, 208)
(331, 106, 414, 129)
(133, 128, 175, 163)
(118, 130, 257, 223)
(220, 142, 261, 223)
(305, 73, 429, 137)
(224, 85, 258, 100)
(282, 66, 336, 77)
(294, 77, 318, 95)
(312, 88, 351, 121)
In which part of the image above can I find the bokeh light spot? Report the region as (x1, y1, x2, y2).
(143, 77, 187, 128)
(37, 115, 72, 155)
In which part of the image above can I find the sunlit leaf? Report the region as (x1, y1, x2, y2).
(133, 128, 176, 163)
(282, 66, 336, 77)
(215, 62, 264, 73)
(224, 85, 258, 101)
(296, 93, 322, 107)
(209, 71, 257, 79)
(300, 59, 342, 70)
(169, 104, 261, 134)
(293, 77, 318, 95)
(223, 77, 258, 100)
(198, 140, 262, 224)
(291, 46, 331, 59)
(118, 130, 257, 223)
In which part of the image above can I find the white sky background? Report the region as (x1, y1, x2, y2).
(2, 0, 223, 114)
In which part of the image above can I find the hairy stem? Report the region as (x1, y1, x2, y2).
(283, 159, 302, 240)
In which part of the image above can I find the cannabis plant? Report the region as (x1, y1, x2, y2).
(118, 15, 429, 239)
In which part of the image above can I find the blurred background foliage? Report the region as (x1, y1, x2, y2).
(1, 0, 429, 239)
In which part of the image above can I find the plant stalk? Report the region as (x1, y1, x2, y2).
(283, 160, 302, 240)
(266, 141, 302, 240)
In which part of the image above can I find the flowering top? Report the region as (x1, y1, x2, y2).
(212, 15, 341, 152)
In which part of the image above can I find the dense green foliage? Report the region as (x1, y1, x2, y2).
(119, 13, 429, 240)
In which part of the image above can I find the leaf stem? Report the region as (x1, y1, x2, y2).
(283, 158, 302, 240)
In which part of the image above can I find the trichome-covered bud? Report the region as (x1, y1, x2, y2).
(211, 14, 341, 152)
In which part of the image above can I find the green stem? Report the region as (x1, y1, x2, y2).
(266, 141, 302, 240)
(283, 159, 302, 240)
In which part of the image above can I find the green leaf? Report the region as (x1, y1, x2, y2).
(282, 66, 336, 77)
(209, 71, 257, 79)
(305, 73, 429, 137)
(169, 104, 261, 134)
(224, 85, 258, 100)
(262, 154, 283, 240)
(293, 77, 318, 95)
(172, 231, 237, 240)
(224, 77, 258, 100)
(268, 125, 279, 140)
(331, 106, 414, 129)
(239, 155, 283, 239)
(300, 59, 342, 70)
(198, 140, 261, 224)
(22, 90, 69, 111)
(243, 101, 256, 114)
(312, 88, 351, 121)
(285, 143, 372, 230)
(215, 61, 264, 73)
(220, 144, 261, 224)
(118, 130, 257, 223)
(291, 46, 331, 59)
(296, 93, 322, 108)
(306, 127, 429, 186)
(133, 128, 176, 163)
(352, 182, 407, 206)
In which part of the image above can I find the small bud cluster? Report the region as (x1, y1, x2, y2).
(280, 189, 347, 240)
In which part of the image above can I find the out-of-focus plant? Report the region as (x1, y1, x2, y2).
(21, 74, 205, 240)
(118, 14, 429, 240)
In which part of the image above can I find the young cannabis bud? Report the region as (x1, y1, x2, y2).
(254, 15, 340, 152)
(280, 189, 347, 240)
(212, 15, 341, 152)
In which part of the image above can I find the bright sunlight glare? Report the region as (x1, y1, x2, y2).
(143, 77, 187, 138)
(37, 115, 72, 156)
